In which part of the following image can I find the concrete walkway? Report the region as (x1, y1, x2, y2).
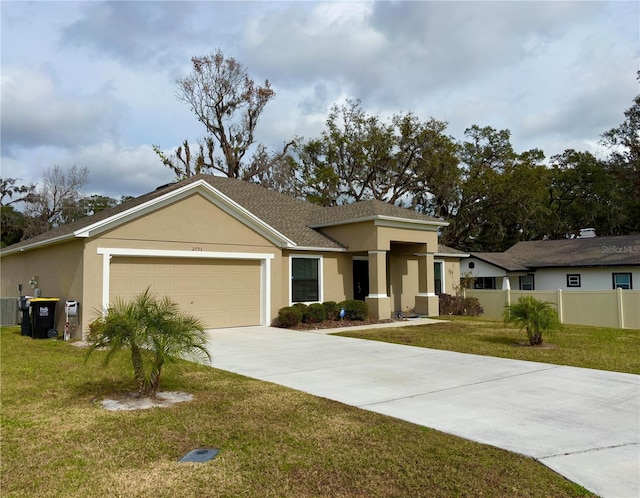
(204, 321, 640, 498)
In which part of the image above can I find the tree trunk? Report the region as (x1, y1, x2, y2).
(130, 345, 148, 395)
(147, 357, 164, 396)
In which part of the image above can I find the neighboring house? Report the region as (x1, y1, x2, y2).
(464, 235, 640, 291)
(1, 175, 449, 337)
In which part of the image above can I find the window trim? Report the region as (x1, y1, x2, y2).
(519, 274, 535, 291)
(473, 277, 496, 290)
(612, 272, 632, 290)
(289, 254, 323, 304)
(566, 274, 581, 288)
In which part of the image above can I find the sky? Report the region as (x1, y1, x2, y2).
(1, 0, 638, 200)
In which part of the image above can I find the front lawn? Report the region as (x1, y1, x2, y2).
(1, 326, 592, 497)
(335, 317, 640, 374)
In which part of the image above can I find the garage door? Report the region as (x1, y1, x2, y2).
(109, 257, 261, 328)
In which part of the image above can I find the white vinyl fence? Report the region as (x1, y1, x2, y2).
(464, 289, 640, 329)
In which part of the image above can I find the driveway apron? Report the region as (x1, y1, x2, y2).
(205, 326, 640, 498)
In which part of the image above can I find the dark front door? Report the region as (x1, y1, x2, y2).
(353, 259, 369, 301)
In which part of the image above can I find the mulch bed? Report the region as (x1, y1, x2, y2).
(287, 318, 394, 331)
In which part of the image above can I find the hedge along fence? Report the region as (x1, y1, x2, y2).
(465, 288, 640, 329)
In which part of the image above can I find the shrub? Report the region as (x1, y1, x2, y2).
(439, 294, 483, 317)
(322, 301, 339, 321)
(461, 297, 483, 317)
(503, 296, 560, 345)
(85, 288, 210, 396)
(306, 303, 327, 323)
(438, 294, 457, 315)
(292, 303, 309, 322)
(338, 300, 368, 321)
(278, 306, 303, 327)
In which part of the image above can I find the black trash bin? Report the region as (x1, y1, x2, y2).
(18, 297, 32, 337)
(29, 298, 60, 339)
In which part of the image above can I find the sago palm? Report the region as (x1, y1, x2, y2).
(86, 288, 211, 396)
(503, 296, 561, 346)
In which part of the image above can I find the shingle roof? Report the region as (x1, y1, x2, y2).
(471, 235, 640, 270)
(469, 252, 530, 271)
(437, 245, 470, 257)
(309, 199, 445, 226)
(2, 175, 445, 253)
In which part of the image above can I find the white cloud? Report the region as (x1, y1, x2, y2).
(1, 141, 175, 199)
(59, 1, 200, 70)
(69, 142, 177, 198)
(1, 66, 125, 155)
(1, 0, 638, 200)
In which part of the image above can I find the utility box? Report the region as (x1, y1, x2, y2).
(64, 301, 80, 340)
(18, 297, 32, 337)
(29, 298, 60, 339)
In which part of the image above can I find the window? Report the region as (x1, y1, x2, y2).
(434, 261, 444, 295)
(612, 273, 632, 290)
(566, 274, 581, 288)
(473, 277, 496, 289)
(519, 274, 535, 291)
(291, 256, 321, 302)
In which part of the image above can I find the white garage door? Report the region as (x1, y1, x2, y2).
(110, 257, 261, 328)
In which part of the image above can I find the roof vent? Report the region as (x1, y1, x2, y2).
(578, 228, 596, 238)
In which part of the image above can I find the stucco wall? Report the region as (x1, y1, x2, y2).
(389, 253, 419, 313)
(82, 193, 282, 333)
(533, 267, 640, 291)
(281, 251, 352, 306)
(0, 239, 84, 336)
(321, 221, 439, 252)
(320, 221, 377, 252)
(463, 257, 507, 278)
(439, 258, 462, 296)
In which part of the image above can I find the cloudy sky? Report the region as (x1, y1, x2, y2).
(2, 1, 638, 199)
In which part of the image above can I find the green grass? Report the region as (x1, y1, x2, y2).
(1, 326, 592, 497)
(336, 317, 640, 374)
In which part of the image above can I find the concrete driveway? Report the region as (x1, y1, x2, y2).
(204, 322, 639, 498)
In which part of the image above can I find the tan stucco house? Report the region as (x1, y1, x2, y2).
(1, 175, 452, 338)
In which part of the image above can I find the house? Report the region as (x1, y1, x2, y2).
(0, 175, 450, 337)
(464, 235, 640, 291)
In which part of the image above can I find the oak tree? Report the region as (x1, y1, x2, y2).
(157, 49, 292, 182)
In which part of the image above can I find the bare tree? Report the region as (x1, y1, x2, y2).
(22, 165, 89, 239)
(153, 138, 216, 179)
(157, 49, 281, 181)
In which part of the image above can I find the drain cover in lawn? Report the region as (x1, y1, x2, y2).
(179, 448, 220, 463)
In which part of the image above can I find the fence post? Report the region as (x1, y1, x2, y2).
(505, 289, 511, 309)
(617, 287, 624, 329)
(556, 289, 563, 324)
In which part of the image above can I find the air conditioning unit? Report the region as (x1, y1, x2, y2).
(0, 298, 19, 326)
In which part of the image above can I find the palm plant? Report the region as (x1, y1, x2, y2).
(503, 296, 561, 346)
(86, 288, 211, 396)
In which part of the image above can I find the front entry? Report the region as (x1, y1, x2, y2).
(352, 259, 369, 301)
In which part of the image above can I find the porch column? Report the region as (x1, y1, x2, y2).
(365, 250, 391, 321)
(415, 251, 439, 316)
